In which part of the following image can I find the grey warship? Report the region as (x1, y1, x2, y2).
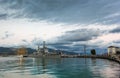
(33, 41, 62, 58)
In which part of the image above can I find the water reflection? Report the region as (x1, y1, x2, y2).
(90, 59, 120, 78)
(19, 56, 24, 66)
(0, 57, 57, 78)
(32, 58, 47, 74)
(0, 57, 120, 78)
(91, 58, 97, 66)
(41, 58, 47, 72)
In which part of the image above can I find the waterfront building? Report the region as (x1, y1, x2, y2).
(108, 46, 120, 55)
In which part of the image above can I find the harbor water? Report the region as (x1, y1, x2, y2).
(0, 57, 120, 78)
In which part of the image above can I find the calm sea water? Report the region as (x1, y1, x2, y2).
(0, 57, 120, 78)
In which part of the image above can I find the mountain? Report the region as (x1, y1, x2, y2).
(0, 47, 36, 55)
(0, 47, 78, 55)
(0, 47, 15, 53)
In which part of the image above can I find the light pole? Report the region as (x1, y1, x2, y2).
(83, 45, 86, 56)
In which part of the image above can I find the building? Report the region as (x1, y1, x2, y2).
(108, 46, 120, 55)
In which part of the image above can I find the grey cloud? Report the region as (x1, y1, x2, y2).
(110, 27, 120, 33)
(58, 29, 100, 42)
(45, 29, 101, 51)
(47, 42, 72, 46)
(52, 45, 81, 52)
(53, 45, 71, 50)
(0, 14, 7, 19)
(30, 29, 103, 52)
(0, 0, 120, 24)
(22, 39, 28, 43)
(31, 37, 72, 48)
(113, 40, 120, 43)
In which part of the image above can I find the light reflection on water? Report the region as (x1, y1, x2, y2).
(0, 57, 120, 78)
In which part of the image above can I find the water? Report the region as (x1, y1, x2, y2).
(0, 57, 120, 78)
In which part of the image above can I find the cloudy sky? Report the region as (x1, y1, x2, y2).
(0, 0, 120, 53)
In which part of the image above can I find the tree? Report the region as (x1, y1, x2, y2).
(91, 49, 96, 55)
(17, 46, 27, 55)
(116, 51, 120, 54)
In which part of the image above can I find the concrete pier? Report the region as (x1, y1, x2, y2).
(61, 55, 120, 64)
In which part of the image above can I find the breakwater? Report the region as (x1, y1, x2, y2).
(61, 55, 120, 64)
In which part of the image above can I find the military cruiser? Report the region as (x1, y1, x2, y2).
(33, 41, 62, 58)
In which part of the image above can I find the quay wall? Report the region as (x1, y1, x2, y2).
(61, 55, 120, 64)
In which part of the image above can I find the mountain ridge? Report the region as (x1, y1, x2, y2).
(0, 47, 78, 55)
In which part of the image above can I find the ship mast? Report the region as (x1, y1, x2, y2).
(83, 45, 86, 56)
(37, 44, 40, 54)
(43, 41, 46, 54)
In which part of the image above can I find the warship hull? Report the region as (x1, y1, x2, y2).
(33, 54, 61, 58)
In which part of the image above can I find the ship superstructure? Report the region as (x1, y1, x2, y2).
(37, 41, 49, 55)
(34, 41, 61, 58)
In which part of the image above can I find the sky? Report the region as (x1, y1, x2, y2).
(0, 0, 120, 53)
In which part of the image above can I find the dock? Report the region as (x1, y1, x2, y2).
(61, 55, 120, 64)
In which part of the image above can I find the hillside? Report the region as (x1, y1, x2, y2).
(0, 47, 78, 55)
(0, 47, 36, 55)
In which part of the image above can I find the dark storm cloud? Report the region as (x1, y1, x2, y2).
(0, 14, 7, 19)
(113, 40, 120, 43)
(110, 26, 120, 33)
(58, 29, 100, 42)
(0, 0, 120, 24)
(45, 29, 101, 51)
